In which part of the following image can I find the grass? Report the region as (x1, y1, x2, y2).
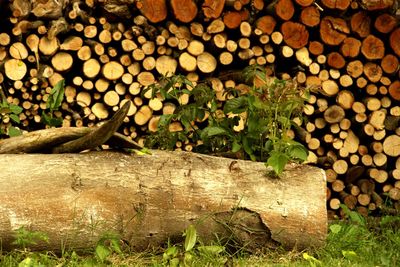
(1, 214, 399, 267)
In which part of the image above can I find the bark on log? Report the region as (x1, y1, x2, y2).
(0, 151, 327, 251)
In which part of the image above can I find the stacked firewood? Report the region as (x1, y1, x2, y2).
(0, 0, 399, 217)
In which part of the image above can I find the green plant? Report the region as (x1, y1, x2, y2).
(162, 225, 226, 267)
(12, 227, 49, 251)
(0, 99, 23, 137)
(146, 65, 308, 175)
(41, 79, 65, 127)
(94, 232, 123, 264)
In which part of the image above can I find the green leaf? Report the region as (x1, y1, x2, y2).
(287, 144, 308, 161)
(266, 151, 289, 175)
(380, 215, 400, 227)
(329, 224, 342, 234)
(242, 136, 256, 161)
(47, 79, 65, 110)
(197, 245, 225, 255)
(8, 126, 22, 137)
(246, 115, 257, 133)
(252, 96, 267, 109)
(302, 252, 321, 267)
(110, 238, 123, 254)
(41, 113, 63, 127)
(9, 113, 20, 123)
(340, 204, 366, 226)
(232, 141, 241, 153)
(163, 246, 178, 260)
(210, 101, 218, 112)
(342, 250, 357, 260)
(10, 104, 23, 114)
(223, 96, 248, 114)
(196, 109, 205, 121)
(264, 140, 273, 152)
(18, 257, 34, 267)
(184, 251, 194, 264)
(184, 225, 197, 252)
(169, 258, 180, 267)
(0, 107, 11, 114)
(200, 126, 229, 141)
(158, 114, 174, 129)
(204, 126, 228, 137)
(95, 244, 111, 263)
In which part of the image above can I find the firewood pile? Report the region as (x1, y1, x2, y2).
(0, 0, 399, 218)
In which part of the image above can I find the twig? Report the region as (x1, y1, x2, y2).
(52, 101, 131, 153)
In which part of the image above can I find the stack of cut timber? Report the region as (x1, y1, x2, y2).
(0, 0, 399, 217)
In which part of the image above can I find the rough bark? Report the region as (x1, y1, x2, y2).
(0, 151, 327, 251)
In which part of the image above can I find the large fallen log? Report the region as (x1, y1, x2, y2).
(0, 151, 327, 251)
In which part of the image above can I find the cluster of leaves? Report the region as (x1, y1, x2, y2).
(145, 65, 309, 175)
(40, 79, 65, 127)
(0, 79, 66, 139)
(0, 99, 23, 137)
(306, 205, 400, 267)
(161, 225, 226, 267)
(12, 227, 124, 267)
(93, 232, 124, 264)
(12, 227, 49, 251)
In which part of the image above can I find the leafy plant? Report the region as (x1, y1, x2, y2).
(303, 252, 322, 267)
(94, 232, 123, 264)
(146, 65, 309, 175)
(41, 79, 65, 127)
(12, 227, 49, 251)
(0, 100, 23, 137)
(162, 225, 225, 267)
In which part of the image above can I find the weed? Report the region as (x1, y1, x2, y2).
(12, 227, 49, 251)
(40, 79, 65, 127)
(161, 224, 227, 267)
(94, 232, 123, 264)
(0, 86, 23, 137)
(145, 65, 308, 175)
(1, 215, 399, 266)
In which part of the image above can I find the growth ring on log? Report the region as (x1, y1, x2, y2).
(390, 28, 400, 57)
(281, 21, 309, 49)
(361, 35, 385, 60)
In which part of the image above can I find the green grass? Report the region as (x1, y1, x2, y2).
(1, 215, 399, 267)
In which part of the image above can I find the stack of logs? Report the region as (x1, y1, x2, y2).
(0, 0, 399, 218)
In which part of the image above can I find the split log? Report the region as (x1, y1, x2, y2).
(351, 11, 371, 38)
(0, 151, 327, 251)
(320, 16, 349, 46)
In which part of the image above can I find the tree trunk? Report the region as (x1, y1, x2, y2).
(0, 151, 327, 251)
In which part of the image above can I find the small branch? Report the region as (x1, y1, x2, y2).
(52, 101, 131, 153)
(0, 85, 6, 103)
